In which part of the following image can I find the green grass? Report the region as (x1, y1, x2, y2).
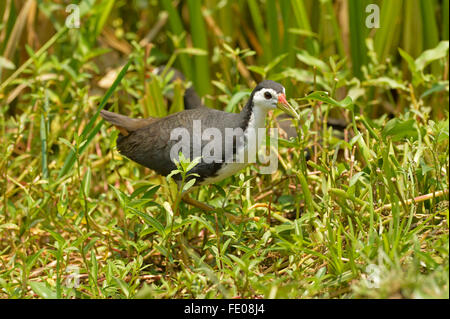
(0, 0, 448, 299)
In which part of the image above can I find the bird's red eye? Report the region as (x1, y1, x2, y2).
(264, 92, 272, 99)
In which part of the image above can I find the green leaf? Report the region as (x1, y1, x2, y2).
(40, 113, 48, 180)
(58, 138, 75, 152)
(177, 47, 208, 56)
(278, 138, 300, 148)
(109, 184, 128, 207)
(266, 53, 288, 73)
(131, 185, 154, 199)
(142, 185, 161, 199)
(129, 208, 165, 236)
(163, 202, 174, 226)
(225, 91, 251, 112)
(398, 48, 416, 73)
(299, 91, 353, 108)
(189, 215, 216, 234)
(287, 28, 318, 38)
(26, 249, 45, 273)
(0, 56, 15, 70)
(58, 60, 131, 178)
(212, 184, 226, 198)
(114, 277, 130, 298)
(46, 228, 65, 245)
(431, 118, 449, 144)
(247, 65, 266, 76)
(349, 172, 367, 187)
(182, 178, 197, 192)
(186, 157, 201, 173)
(291, 0, 316, 54)
(90, 251, 98, 286)
(130, 185, 160, 200)
(166, 169, 181, 181)
(94, 0, 115, 37)
(296, 51, 330, 73)
(82, 167, 91, 198)
(228, 254, 247, 269)
(364, 77, 408, 91)
(420, 82, 448, 99)
(29, 281, 57, 299)
(212, 80, 230, 95)
(296, 170, 314, 213)
(382, 118, 418, 141)
(278, 68, 330, 90)
(415, 41, 449, 72)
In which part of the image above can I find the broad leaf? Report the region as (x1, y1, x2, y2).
(415, 41, 449, 71)
(299, 91, 353, 109)
(382, 118, 418, 141)
(296, 50, 330, 73)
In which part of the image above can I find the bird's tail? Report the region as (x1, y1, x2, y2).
(100, 110, 156, 136)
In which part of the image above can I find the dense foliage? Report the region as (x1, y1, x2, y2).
(0, 0, 448, 298)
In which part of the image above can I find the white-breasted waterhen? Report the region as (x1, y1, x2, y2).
(100, 80, 299, 211)
(155, 67, 346, 140)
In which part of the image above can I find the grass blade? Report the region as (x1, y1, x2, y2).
(187, 0, 211, 97)
(291, 0, 316, 54)
(420, 0, 439, 50)
(0, 27, 68, 92)
(443, 0, 449, 40)
(2, 0, 33, 61)
(161, 0, 193, 80)
(348, 0, 368, 78)
(266, 0, 280, 59)
(374, 0, 404, 62)
(248, 0, 271, 62)
(324, 0, 345, 58)
(402, 0, 423, 60)
(40, 113, 48, 180)
(420, 0, 440, 75)
(58, 60, 131, 178)
(94, 0, 115, 37)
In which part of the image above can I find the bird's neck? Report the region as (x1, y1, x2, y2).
(240, 100, 267, 131)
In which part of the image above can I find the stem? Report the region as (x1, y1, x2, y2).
(375, 189, 449, 213)
(0, 27, 68, 92)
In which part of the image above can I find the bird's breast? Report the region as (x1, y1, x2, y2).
(200, 162, 248, 185)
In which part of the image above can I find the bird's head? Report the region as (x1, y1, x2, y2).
(251, 80, 299, 119)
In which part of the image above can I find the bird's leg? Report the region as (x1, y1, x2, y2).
(181, 189, 222, 268)
(181, 191, 215, 212)
(181, 189, 259, 224)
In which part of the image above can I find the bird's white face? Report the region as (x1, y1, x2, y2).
(252, 85, 300, 119)
(252, 87, 285, 111)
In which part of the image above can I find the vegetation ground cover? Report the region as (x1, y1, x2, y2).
(0, 0, 448, 298)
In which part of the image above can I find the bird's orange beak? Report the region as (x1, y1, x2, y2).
(278, 93, 288, 105)
(277, 93, 299, 119)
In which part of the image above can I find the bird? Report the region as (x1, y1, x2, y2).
(154, 66, 347, 140)
(100, 80, 299, 211)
